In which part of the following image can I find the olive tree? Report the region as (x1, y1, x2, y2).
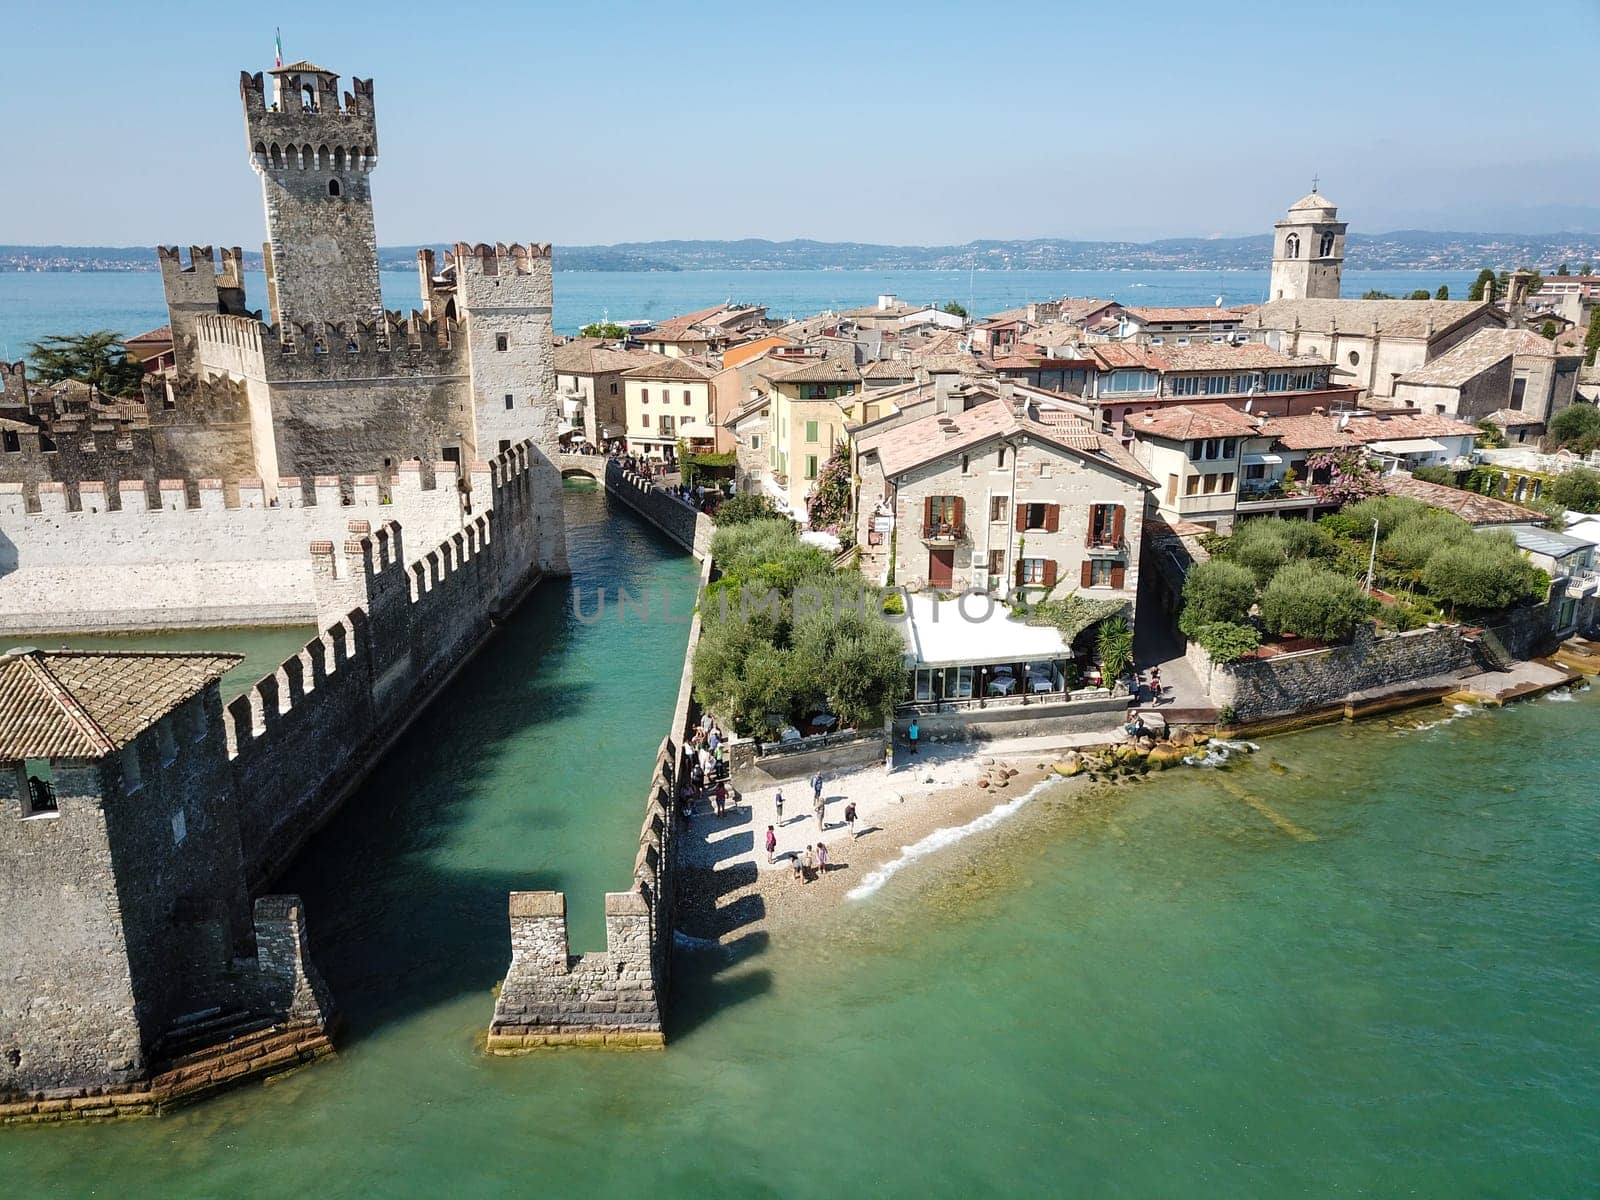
(1260, 561, 1373, 641)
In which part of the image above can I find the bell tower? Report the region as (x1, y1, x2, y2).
(1269, 185, 1347, 301)
(239, 63, 382, 333)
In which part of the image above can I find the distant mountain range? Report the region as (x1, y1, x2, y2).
(6, 232, 1600, 274)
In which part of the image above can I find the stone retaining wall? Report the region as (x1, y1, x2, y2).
(727, 727, 889, 786)
(897, 693, 1130, 741)
(603, 459, 714, 559)
(1192, 624, 1480, 724)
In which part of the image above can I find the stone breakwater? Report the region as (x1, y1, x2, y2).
(487, 551, 712, 1050)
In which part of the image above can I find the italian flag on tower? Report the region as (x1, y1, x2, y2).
(274, 29, 282, 69)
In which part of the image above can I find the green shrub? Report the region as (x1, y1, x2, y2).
(1421, 534, 1548, 611)
(1096, 617, 1134, 681)
(881, 591, 905, 615)
(715, 493, 784, 526)
(1178, 560, 1256, 637)
(1260, 561, 1374, 641)
(1549, 403, 1600, 452)
(1339, 495, 1428, 539)
(1222, 517, 1335, 586)
(1381, 510, 1473, 572)
(1192, 621, 1261, 664)
(1549, 467, 1600, 514)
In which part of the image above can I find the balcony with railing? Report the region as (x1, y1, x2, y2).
(921, 520, 966, 545)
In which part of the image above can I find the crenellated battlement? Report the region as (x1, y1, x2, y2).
(219, 437, 549, 884)
(449, 242, 553, 277)
(194, 310, 468, 377)
(0, 458, 462, 516)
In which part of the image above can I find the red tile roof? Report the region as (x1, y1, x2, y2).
(1130, 403, 1261, 441)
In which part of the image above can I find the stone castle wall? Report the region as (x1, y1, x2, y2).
(486, 552, 711, 1050)
(603, 459, 714, 559)
(0, 463, 479, 632)
(225, 442, 548, 885)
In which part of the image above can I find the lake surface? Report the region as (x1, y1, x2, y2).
(0, 268, 1481, 354)
(2, 485, 1596, 1195)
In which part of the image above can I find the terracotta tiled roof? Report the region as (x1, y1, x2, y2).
(1395, 327, 1573, 387)
(1156, 343, 1308, 372)
(1380, 474, 1546, 525)
(1123, 306, 1247, 324)
(769, 356, 862, 384)
(862, 359, 915, 378)
(553, 339, 663, 375)
(0, 650, 240, 760)
(1256, 413, 1358, 450)
(1342, 412, 1480, 441)
(1483, 408, 1543, 427)
(1248, 298, 1499, 341)
(125, 326, 173, 345)
(857, 401, 1154, 486)
(1288, 191, 1338, 213)
(622, 356, 715, 381)
(1131, 403, 1261, 441)
(1088, 344, 1167, 371)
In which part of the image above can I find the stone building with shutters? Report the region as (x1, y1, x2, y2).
(853, 396, 1154, 609)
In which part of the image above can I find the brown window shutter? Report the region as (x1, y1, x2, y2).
(1085, 505, 1098, 546)
(924, 495, 933, 532)
(1111, 504, 1125, 544)
(952, 496, 965, 531)
(1043, 559, 1058, 587)
(1015, 503, 1026, 532)
(1080, 560, 1093, 588)
(1111, 562, 1126, 589)
(1045, 504, 1060, 532)
(1015, 560, 1025, 586)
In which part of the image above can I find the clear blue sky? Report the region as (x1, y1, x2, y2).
(4, 0, 1598, 246)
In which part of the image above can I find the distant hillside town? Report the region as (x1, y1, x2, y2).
(7, 228, 1600, 274)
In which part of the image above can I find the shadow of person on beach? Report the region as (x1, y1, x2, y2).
(851, 825, 884, 838)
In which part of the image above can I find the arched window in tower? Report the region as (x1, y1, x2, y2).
(1319, 232, 1335, 258)
(269, 142, 282, 168)
(328, 178, 341, 197)
(1285, 233, 1300, 259)
(334, 147, 346, 171)
(301, 82, 316, 112)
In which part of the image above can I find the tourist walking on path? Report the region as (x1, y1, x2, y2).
(814, 796, 826, 831)
(774, 790, 784, 823)
(844, 802, 858, 838)
(714, 780, 728, 817)
(803, 845, 817, 881)
(811, 772, 824, 804)
(908, 718, 920, 754)
(765, 825, 777, 863)
(816, 842, 829, 873)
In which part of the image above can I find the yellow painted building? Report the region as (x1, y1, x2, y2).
(622, 357, 718, 461)
(759, 356, 864, 515)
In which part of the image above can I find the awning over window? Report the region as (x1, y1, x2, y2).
(1243, 452, 1283, 465)
(1369, 438, 1447, 455)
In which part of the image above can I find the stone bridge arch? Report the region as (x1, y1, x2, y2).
(556, 454, 606, 483)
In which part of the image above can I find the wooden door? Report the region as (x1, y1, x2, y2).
(928, 547, 955, 588)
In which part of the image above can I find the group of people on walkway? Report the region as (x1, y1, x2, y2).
(765, 772, 861, 884)
(680, 712, 734, 821)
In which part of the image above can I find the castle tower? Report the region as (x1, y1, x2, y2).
(1269, 187, 1346, 301)
(453, 242, 569, 573)
(240, 64, 382, 332)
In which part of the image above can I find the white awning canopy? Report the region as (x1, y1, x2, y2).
(901, 593, 1069, 669)
(1369, 437, 1447, 455)
(1243, 452, 1283, 465)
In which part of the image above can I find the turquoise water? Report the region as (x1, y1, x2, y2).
(2, 483, 1596, 1193)
(0, 268, 1480, 353)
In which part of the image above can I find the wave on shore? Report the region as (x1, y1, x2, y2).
(847, 777, 1057, 901)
